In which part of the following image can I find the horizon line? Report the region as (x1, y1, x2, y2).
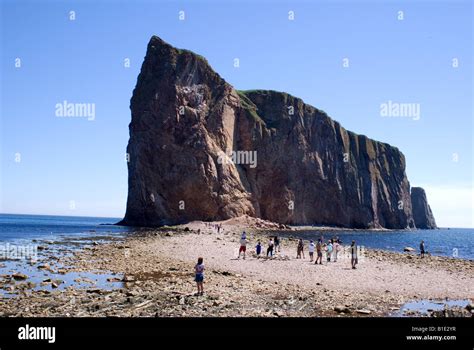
(0, 212, 472, 230)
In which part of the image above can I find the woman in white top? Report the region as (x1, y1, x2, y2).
(308, 240, 315, 261)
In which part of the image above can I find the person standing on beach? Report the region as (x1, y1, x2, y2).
(350, 241, 358, 269)
(267, 238, 274, 257)
(256, 241, 262, 256)
(297, 239, 305, 259)
(308, 240, 315, 262)
(238, 232, 247, 259)
(315, 239, 323, 265)
(326, 240, 333, 262)
(194, 257, 205, 296)
(274, 236, 280, 253)
(333, 239, 339, 262)
(420, 240, 425, 258)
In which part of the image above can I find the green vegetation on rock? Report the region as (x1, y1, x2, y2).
(236, 90, 265, 124)
(176, 48, 209, 64)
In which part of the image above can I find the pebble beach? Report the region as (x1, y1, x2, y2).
(1, 217, 473, 318)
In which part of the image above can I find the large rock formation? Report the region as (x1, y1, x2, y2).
(411, 187, 437, 229)
(120, 36, 436, 229)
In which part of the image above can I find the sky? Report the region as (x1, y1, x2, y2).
(0, 0, 472, 227)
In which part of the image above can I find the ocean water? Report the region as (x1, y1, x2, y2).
(274, 228, 474, 260)
(0, 214, 473, 260)
(0, 213, 131, 244)
(0, 213, 135, 266)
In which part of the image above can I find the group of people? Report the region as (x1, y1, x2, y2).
(193, 228, 432, 295)
(193, 233, 360, 295)
(299, 238, 341, 263)
(297, 238, 358, 268)
(239, 233, 358, 269)
(238, 232, 281, 260)
(205, 223, 223, 234)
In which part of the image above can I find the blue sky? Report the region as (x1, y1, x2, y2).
(1, 0, 472, 227)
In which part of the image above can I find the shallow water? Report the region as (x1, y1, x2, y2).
(392, 299, 470, 317)
(0, 258, 123, 298)
(271, 228, 474, 260)
(0, 214, 133, 296)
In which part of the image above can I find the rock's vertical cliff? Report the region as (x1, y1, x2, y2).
(411, 187, 437, 229)
(121, 36, 435, 229)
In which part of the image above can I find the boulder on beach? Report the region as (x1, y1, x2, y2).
(12, 273, 28, 280)
(334, 305, 351, 314)
(356, 309, 372, 315)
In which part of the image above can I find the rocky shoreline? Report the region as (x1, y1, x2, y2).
(0, 220, 472, 318)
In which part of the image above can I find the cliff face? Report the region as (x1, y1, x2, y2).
(121, 36, 435, 229)
(411, 187, 437, 229)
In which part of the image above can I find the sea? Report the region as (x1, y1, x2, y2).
(275, 227, 474, 260)
(1, 213, 472, 260)
(0, 213, 132, 243)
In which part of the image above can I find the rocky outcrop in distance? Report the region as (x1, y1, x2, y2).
(120, 36, 436, 229)
(411, 187, 437, 229)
